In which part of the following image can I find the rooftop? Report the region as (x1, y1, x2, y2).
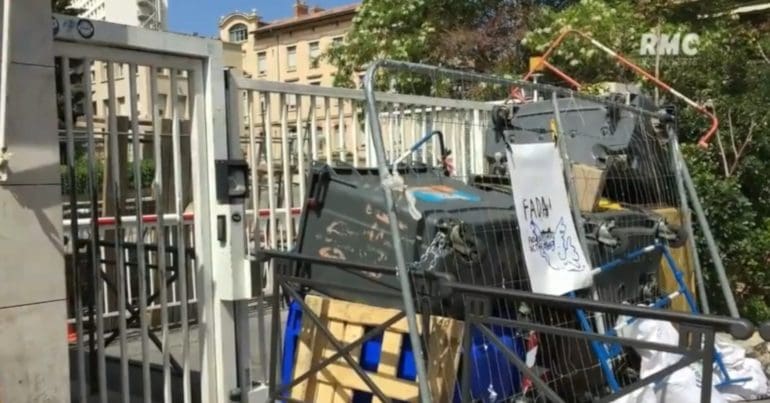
(252, 3, 358, 34)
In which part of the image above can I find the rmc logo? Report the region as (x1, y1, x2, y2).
(639, 32, 700, 56)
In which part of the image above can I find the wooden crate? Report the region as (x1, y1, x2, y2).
(573, 164, 607, 212)
(290, 295, 464, 402)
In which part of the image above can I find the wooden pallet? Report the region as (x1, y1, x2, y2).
(290, 295, 464, 402)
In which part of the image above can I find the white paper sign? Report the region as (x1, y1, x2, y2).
(507, 143, 593, 295)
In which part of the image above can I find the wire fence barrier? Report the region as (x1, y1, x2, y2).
(241, 59, 749, 402)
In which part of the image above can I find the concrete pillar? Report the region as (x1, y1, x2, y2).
(0, 0, 70, 402)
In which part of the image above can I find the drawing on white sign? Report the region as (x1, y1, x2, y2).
(507, 142, 593, 295)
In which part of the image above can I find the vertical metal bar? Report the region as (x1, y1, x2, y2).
(387, 104, 395, 163)
(553, 94, 612, 358)
(365, 104, 373, 166)
(235, 301, 251, 403)
(337, 98, 345, 163)
(701, 330, 715, 402)
(396, 102, 404, 158)
(296, 96, 306, 207)
(324, 96, 331, 165)
(61, 56, 88, 403)
(248, 101, 269, 388)
(247, 90, 260, 249)
(352, 100, 360, 167)
(107, 61, 131, 403)
(363, 63, 431, 403)
(83, 59, 107, 403)
(459, 110, 468, 182)
(460, 318, 473, 402)
(150, 66, 171, 403)
(404, 105, 414, 165)
(128, 63, 152, 403)
(264, 93, 277, 250)
(0, 0, 10, 181)
(430, 106, 438, 168)
(472, 109, 481, 174)
(450, 109, 459, 177)
(420, 108, 428, 164)
(268, 277, 281, 401)
(310, 95, 318, 161)
(444, 109, 453, 171)
(667, 123, 710, 314)
(170, 69, 192, 402)
(279, 93, 294, 250)
(680, 157, 739, 318)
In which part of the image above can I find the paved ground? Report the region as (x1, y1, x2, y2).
(68, 303, 286, 402)
(103, 302, 288, 382)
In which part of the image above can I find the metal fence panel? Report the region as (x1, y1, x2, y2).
(54, 15, 214, 403)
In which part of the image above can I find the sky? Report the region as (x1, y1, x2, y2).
(168, 0, 356, 37)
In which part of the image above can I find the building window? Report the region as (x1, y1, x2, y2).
(286, 46, 297, 72)
(309, 42, 320, 69)
(177, 95, 187, 116)
(115, 63, 124, 79)
(157, 94, 168, 118)
(117, 96, 126, 115)
(257, 52, 267, 76)
(228, 23, 248, 43)
(332, 36, 344, 47)
(287, 94, 297, 110)
(285, 79, 298, 109)
(310, 81, 322, 108)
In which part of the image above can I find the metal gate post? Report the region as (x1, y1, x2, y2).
(193, 48, 252, 402)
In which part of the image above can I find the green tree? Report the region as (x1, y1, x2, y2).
(523, 1, 770, 321)
(327, 0, 543, 88)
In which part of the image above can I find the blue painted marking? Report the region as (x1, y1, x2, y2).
(411, 186, 480, 203)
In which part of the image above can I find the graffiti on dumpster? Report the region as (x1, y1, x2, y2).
(408, 185, 480, 204)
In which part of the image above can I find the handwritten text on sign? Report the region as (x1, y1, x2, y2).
(507, 143, 593, 295)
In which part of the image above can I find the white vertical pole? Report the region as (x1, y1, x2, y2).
(128, 63, 152, 403)
(106, 61, 131, 403)
(280, 93, 293, 250)
(149, 66, 171, 403)
(193, 50, 243, 403)
(0, 0, 11, 181)
(310, 95, 318, 161)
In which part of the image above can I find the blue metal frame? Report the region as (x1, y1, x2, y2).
(578, 241, 751, 391)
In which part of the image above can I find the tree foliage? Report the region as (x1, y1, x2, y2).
(521, 1, 770, 321)
(327, 0, 546, 87)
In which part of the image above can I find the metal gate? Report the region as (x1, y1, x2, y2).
(54, 14, 249, 403)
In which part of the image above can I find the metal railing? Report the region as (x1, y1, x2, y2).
(231, 74, 494, 257)
(257, 250, 757, 403)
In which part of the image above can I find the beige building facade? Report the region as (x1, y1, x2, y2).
(219, 2, 358, 86)
(218, 2, 361, 164)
